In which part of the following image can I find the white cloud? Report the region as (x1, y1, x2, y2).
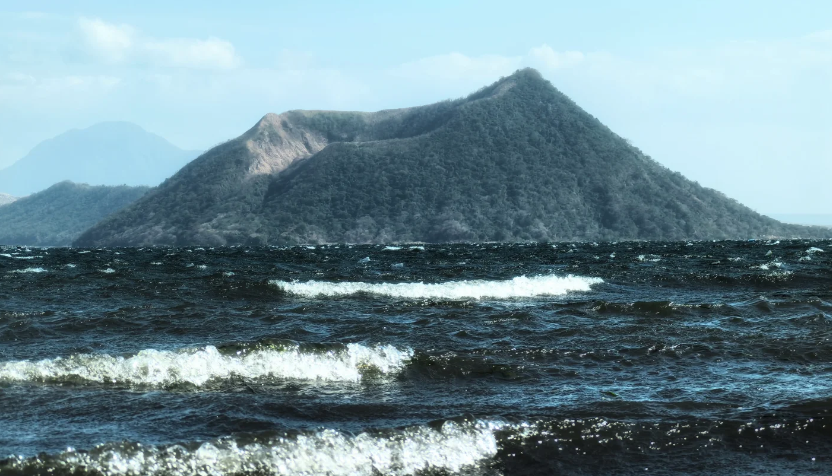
(387, 46, 596, 94)
(391, 52, 522, 81)
(527, 45, 584, 69)
(804, 30, 832, 41)
(4, 72, 36, 84)
(389, 33, 832, 103)
(77, 17, 240, 70)
(0, 73, 121, 107)
(276, 49, 317, 70)
(78, 17, 135, 62)
(390, 45, 589, 83)
(1, 73, 121, 92)
(144, 37, 239, 69)
(145, 67, 372, 111)
(19, 11, 48, 20)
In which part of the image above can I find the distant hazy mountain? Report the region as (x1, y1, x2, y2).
(769, 214, 832, 228)
(0, 122, 200, 196)
(0, 181, 148, 246)
(0, 193, 17, 206)
(75, 69, 831, 246)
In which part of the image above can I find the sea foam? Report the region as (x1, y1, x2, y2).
(8, 267, 46, 273)
(271, 274, 603, 300)
(3, 420, 501, 476)
(0, 343, 412, 387)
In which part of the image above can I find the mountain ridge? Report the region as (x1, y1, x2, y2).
(75, 69, 831, 246)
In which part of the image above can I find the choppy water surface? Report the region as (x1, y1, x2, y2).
(1, 240, 831, 475)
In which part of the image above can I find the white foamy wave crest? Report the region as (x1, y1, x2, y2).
(3, 420, 501, 476)
(755, 260, 784, 271)
(0, 343, 412, 387)
(272, 274, 603, 300)
(9, 267, 46, 274)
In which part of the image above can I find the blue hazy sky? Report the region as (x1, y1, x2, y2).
(1, 0, 830, 213)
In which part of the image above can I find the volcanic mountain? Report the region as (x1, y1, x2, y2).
(0, 181, 148, 247)
(74, 69, 829, 246)
(0, 122, 200, 197)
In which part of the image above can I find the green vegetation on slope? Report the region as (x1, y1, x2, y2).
(0, 181, 148, 246)
(74, 69, 830, 246)
(261, 70, 829, 243)
(73, 100, 468, 246)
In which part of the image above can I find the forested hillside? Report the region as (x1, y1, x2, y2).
(75, 69, 830, 246)
(0, 182, 148, 246)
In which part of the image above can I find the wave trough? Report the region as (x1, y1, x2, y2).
(271, 274, 602, 300)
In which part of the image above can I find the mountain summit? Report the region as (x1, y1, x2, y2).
(0, 122, 200, 196)
(75, 69, 829, 246)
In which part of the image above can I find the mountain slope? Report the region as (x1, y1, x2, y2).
(74, 104, 460, 245)
(0, 182, 148, 246)
(75, 69, 830, 246)
(0, 122, 200, 196)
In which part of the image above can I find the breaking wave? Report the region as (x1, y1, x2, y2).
(0, 342, 412, 388)
(271, 274, 603, 300)
(8, 267, 46, 274)
(2, 419, 501, 476)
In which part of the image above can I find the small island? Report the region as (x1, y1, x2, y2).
(74, 69, 830, 246)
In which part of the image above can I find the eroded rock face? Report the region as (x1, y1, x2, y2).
(0, 193, 18, 206)
(243, 113, 329, 177)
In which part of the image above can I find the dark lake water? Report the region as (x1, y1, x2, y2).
(1, 240, 831, 475)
